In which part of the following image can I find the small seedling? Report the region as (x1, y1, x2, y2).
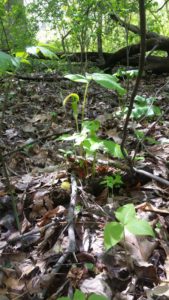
(104, 203, 154, 250)
(58, 120, 124, 176)
(134, 130, 159, 145)
(64, 72, 126, 126)
(114, 68, 138, 80)
(115, 95, 162, 120)
(101, 174, 123, 196)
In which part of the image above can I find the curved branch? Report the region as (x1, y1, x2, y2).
(120, 0, 146, 169)
(110, 12, 161, 39)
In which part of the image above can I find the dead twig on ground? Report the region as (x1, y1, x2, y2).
(52, 172, 77, 274)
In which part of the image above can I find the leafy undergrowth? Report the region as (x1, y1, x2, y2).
(0, 72, 169, 300)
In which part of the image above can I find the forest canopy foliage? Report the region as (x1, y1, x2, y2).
(0, 0, 168, 56)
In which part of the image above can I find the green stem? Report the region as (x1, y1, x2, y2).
(81, 82, 89, 123)
(75, 116, 79, 132)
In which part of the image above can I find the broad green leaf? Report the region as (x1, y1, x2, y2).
(145, 137, 159, 145)
(56, 133, 82, 142)
(131, 104, 148, 119)
(64, 74, 89, 83)
(38, 42, 58, 52)
(38, 46, 58, 59)
(92, 73, 126, 95)
(0, 51, 19, 73)
(82, 137, 102, 153)
(132, 95, 161, 119)
(115, 204, 136, 225)
(58, 132, 87, 145)
(26, 46, 39, 57)
(89, 294, 109, 300)
(57, 297, 69, 300)
(82, 120, 100, 134)
(131, 103, 161, 119)
(104, 222, 124, 249)
(73, 289, 86, 300)
(84, 263, 94, 270)
(113, 143, 124, 158)
(85, 72, 92, 81)
(147, 105, 161, 116)
(11, 57, 20, 68)
(126, 218, 155, 237)
(74, 132, 88, 145)
(15, 51, 28, 58)
(114, 69, 138, 79)
(135, 95, 146, 103)
(134, 130, 145, 139)
(26, 46, 57, 59)
(82, 120, 100, 133)
(102, 140, 123, 158)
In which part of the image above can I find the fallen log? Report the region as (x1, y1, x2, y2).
(103, 13, 169, 73)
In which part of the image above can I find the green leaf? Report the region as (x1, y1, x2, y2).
(56, 133, 77, 141)
(102, 140, 124, 158)
(73, 289, 86, 300)
(104, 222, 124, 249)
(81, 120, 100, 135)
(89, 294, 109, 300)
(82, 137, 102, 153)
(38, 46, 58, 59)
(101, 176, 114, 188)
(38, 42, 58, 52)
(126, 219, 155, 237)
(112, 173, 123, 187)
(134, 130, 145, 140)
(92, 73, 126, 95)
(115, 204, 136, 225)
(84, 263, 94, 270)
(0, 51, 19, 74)
(64, 74, 89, 83)
(26, 46, 57, 59)
(26, 46, 39, 57)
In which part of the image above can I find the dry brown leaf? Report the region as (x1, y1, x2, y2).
(136, 202, 169, 215)
(67, 267, 86, 287)
(37, 205, 66, 226)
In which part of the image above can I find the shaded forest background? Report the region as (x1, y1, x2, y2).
(1, 0, 169, 73)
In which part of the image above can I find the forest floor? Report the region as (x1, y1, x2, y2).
(0, 70, 169, 300)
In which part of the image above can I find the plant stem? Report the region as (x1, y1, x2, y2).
(81, 82, 89, 123)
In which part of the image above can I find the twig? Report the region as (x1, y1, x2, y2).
(120, 0, 146, 170)
(51, 279, 69, 299)
(0, 216, 65, 250)
(134, 167, 169, 187)
(156, 0, 169, 12)
(52, 172, 77, 273)
(2, 129, 72, 158)
(69, 155, 169, 187)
